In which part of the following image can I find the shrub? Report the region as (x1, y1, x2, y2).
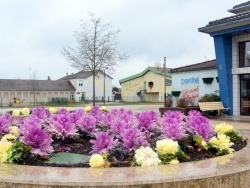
(176, 98, 195, 108)
(165, 97, 173, 107)
(199, 92, 220, 102)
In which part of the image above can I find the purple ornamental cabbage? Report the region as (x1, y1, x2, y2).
(147, 110, 159, 123)
(186, 111, 214, 141)
(69, 109, 85, 124)
(136, 111, 156, 131)
(99, 113, 114, 127)
(20, 120, 53, 155)
(49, 114, 77, 139)
(161, 111, 185, 140)
(188, 110, 203, 117)
(57, 108, 68, 115)
(161, 122, 184, 140)
(162, 110, 184, 124)
(110, 120, 130, 136)
(19, 117, 43, 135)
(90, 106, 103, 121)
(77, 115, 96, 133)
(30, 106, 49, 119)
(90, 132, 117, 154)
(120, 128, 149, 152)
(0, 113, 12, 136)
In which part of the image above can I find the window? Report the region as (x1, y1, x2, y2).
(239, 41, 250, 67)
(165, 79, 172, 86)
(70, 92, 74, 101)
(79, 83, 83, 86)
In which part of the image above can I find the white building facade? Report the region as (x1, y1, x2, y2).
(170, 60, 219, 105)
(59, 71, 113, 102)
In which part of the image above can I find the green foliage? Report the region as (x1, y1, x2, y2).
(158, 149, 189, 164)
(9, 142, 31, 163)
(225, 131, 243, 142)
(176, 150, 190, 160)
(6, 110, 13, 115)
(193, 135, 203, 146)
(206, 142, 232, 155)
(198, 92, 221, 102)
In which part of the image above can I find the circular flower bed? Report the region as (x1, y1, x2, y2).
(0, 106, 247, 168)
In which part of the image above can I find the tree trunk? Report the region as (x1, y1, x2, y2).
(33, 93, 35, 106)
(92, 74, 95, 106)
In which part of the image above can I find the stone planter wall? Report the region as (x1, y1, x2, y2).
(159, 106, 201, 116)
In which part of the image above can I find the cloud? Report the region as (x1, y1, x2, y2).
(0, 0, 242, 87)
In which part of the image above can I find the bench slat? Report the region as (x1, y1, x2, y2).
(198, 102, 229, 112)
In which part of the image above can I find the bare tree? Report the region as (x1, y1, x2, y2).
(62, 12, 128, 106)
(28, 71, 39, 106)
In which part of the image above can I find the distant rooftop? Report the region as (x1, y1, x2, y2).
(170, 59, 216, 73)
(58, 70, 112, 80)
(199, 1, 250, 34)
(228, 1, 250, 14)
(119, 66, 171, 84)
(208, 11, 250, 27)
(0, 79, 75, 91)
(58, 71, 93, 80)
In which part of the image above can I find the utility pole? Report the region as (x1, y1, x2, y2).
(164, 57, 166, 107)
(104, 70, 106, 105)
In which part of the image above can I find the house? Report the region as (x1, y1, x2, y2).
(119, 66, 172, 102)
(170, 59, 219, 104)
(58, 71, 113, 102)
(0, 79, 75, 106)
(199, 1, 250, 115)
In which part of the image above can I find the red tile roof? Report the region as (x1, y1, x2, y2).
(170, 59, 216, 73)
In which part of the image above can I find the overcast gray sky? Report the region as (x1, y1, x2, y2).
(0, 0, 243, 87)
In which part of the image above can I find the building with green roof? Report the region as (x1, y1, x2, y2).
(119, 66, 172, 102)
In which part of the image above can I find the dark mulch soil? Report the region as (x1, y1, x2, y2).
(17, 138, 248, 168)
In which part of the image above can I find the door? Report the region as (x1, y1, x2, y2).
(240, 74, 250, 115)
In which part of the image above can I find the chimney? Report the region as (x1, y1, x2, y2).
(48, 76, 51, 80)
(66, 72, 68, 76)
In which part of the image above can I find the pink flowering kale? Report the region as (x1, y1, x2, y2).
(30, 106, 49, 119)
(0, 113, 12, 136)
(19, 117, 43, 135)
(57, 108, 68, 115)
(77, 115, 97, 133)
(136, 111, 156, 131)
(49, 114, 77, 140)
(188, 110, 203, 117)
(186, 110, 214, 141)
(162, 110, 184, 124)
(120, 128, 149, 152)
(161, 122, 184, 140)
(99, 113, 114, 127)
(110, 120, 130, 136)
(69, 109, 85, 124)
(161, 111, 184, 140)
(90, 132, 117, 154)
(90, 106, 103, 121)
(19, 118, 53, 155)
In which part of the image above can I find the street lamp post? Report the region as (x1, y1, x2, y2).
(164, 57, 166, 107)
